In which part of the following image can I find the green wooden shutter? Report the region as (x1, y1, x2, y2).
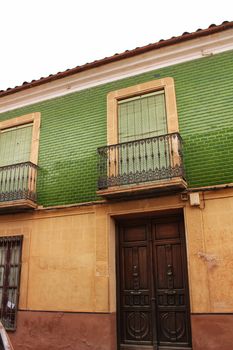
(118, 91, 167, 142)
(118, 91, 169, 175)
(0, 124, 33, 196)
(0, 124, 33, 167)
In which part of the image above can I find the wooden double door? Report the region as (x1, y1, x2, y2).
(117, 215, 192, 350)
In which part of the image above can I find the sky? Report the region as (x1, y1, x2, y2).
(0, 0, 232, 91)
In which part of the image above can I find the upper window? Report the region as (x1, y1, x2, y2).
(107, 77, 179, 145)
(0, 113, 40, 204)
(0, 123, 33, 167)
(0, 236, 23, 330)
(0, 112, 41, 166)
(118, 90, 167, 143)
(97, 78, 184, 191)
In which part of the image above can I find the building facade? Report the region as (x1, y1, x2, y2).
(0, 21, 233, 350)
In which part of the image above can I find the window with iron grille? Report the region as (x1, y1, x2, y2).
(0, 236, 23, 330)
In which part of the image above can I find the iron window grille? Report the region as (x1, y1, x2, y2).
(0, 236, 23, 331)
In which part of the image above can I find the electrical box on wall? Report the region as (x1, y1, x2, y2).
(189, 192, 200, 206)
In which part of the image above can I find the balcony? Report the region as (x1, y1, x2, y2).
(97, 132, 186, 198)
(0, 162, 38, 211)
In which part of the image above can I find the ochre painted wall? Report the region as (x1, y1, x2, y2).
(0, 189, 233, 314)
(185, 191, 233, 313)
(0, 207, 108, 313)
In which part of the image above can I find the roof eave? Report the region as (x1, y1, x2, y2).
(0, 21, 233, 98)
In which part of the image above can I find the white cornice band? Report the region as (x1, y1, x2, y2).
(1, 29, 233, 113)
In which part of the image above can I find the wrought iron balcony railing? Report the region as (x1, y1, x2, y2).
(0, 162, 38, 203)
(97, 132, 185, 190)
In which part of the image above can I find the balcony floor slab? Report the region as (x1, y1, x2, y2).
(97, 177, 187, 199)
(0, 199, 37, 213)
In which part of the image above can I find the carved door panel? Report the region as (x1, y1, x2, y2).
(117, 216, 192, 350)
(151, 218, 192, 349)
(118, 223, 155, 349)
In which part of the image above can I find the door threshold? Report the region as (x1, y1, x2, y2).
(120, 346, 192, 350)
(120, 346, 154, 350)
(159, 347, 192, 350)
